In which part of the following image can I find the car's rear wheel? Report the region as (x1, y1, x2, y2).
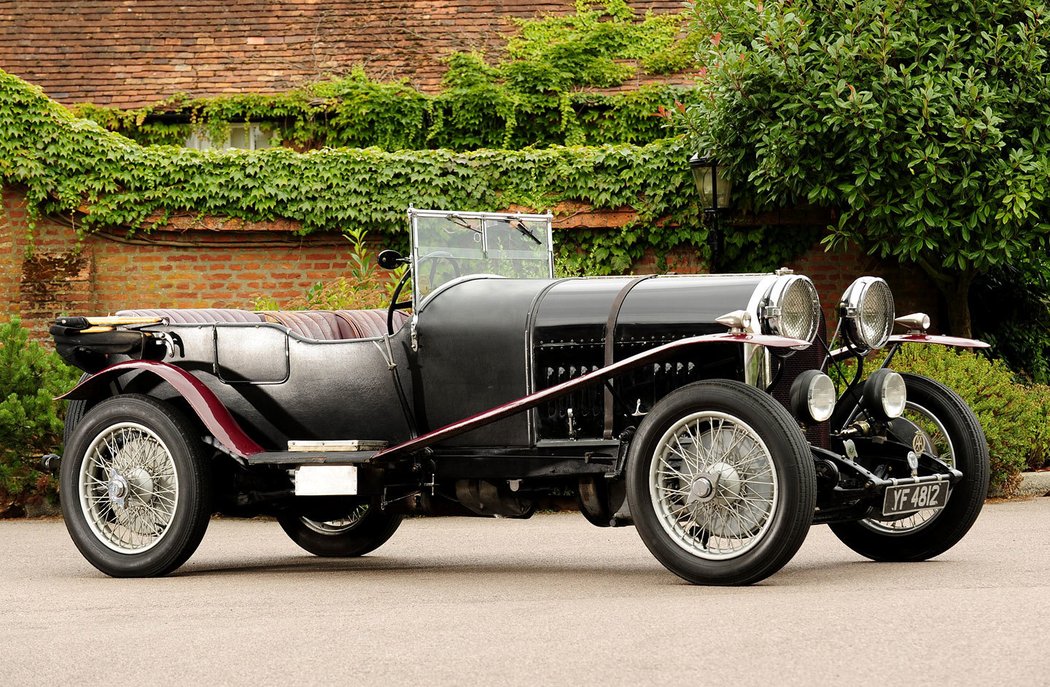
(62, 374, 91, 446)
(627, 380, 816, 585)
(60, 394, 212, 577)
(277, 503, 402, 557)
(829, 373, 989, 561)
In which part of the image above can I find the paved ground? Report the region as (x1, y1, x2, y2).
(2, 498, 1048, 686)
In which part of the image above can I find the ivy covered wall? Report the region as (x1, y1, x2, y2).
(0, 0, 828, 278)
(1, 68, 713, 271)
(75, 74, 700, 152)
(0, 64, 940, 337)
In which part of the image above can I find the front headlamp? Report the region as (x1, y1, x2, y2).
(762, 275, 821, 344)
(840, 277, 894, 352)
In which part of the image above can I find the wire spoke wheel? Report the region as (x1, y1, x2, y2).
(628, 381, 815, 586)
(79, 422, 179, 553)
(861, 401, 954, 535)
(61, 395, 211, 578)
(278, 502, 401, 558)
(829, 373, 989, 562)
(650, 412, 778, 560)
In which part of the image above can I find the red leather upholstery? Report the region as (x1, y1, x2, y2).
(117, 308, 264, 324)
(335, 309, 408, 338)
(262, 309, 409, 340)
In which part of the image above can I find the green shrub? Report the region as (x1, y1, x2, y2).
(1025, 384, 1050, 471)
(0, 317, 80, 514)
(887, 345, 1049, 495)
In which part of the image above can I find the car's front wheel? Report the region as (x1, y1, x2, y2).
(627, 380, 816, 585)
(829, 373, 989, 561)
(60, 394, 212, 577)
(277, 503, 402, 557)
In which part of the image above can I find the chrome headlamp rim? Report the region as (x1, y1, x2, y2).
(840, 276, 895, 352)
(761, 275, 821, 344)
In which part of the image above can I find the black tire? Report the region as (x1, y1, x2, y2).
(277, 504, 402, 557)
(829, 373, 989, 561)
(627, 380, 816, 586)
(60, 394, 212, 577)
(62, 374, 91, 447)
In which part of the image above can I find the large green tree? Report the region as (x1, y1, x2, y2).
(681, 0, 1050, 336)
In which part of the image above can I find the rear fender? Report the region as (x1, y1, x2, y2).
(59, 359, 264, 458)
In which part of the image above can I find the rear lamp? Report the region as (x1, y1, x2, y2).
(862, 369, 907, 420)
(840, 277, 895, 352)
(789, 370, 837, 423)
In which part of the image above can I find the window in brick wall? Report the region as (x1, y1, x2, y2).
(185, 123, 273, 151)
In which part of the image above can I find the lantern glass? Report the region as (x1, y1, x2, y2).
(689, 154, 732, 211)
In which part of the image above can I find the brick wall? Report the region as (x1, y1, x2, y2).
(2, 185, 940, 342)
(1, 187, 373, 339)
(790, 241, 941, 332)
(632, 239, 942, 333)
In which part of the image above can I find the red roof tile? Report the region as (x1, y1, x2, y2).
(0, 1, 686, 108)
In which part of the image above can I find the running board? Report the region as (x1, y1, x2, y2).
(287, 440, 388, 452)
(246, 451, 379, 466)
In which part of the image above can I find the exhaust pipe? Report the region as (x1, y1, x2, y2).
(39, 454, 61, 475)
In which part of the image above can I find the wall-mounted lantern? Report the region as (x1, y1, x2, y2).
(689, 154, 733, 272)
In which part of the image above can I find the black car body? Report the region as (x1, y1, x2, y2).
(50, 208, 991, 584)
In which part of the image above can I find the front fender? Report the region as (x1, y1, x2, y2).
(888, 334, 990, 349)
(59, 359, 264, 458)
(831, 333, 990, 362)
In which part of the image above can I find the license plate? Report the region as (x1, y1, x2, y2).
(882, 482, 949, 516)
(294, 465, 358, 496)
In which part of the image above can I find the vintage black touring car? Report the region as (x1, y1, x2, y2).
(48, 208, 990, 585)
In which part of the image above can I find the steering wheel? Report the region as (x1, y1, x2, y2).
(377, 250, 413, 336)
(386, 268, 413, 336)
(382, 251, 463, 335)
(418, 251, 462, 291)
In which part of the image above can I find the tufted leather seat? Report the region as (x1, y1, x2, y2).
(117, 307, 407, 341)
(259, 310, 352, 340)
(261, 309, 409, 340)
(117, 308, 264, 324)
(336, 309, 406, 338)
